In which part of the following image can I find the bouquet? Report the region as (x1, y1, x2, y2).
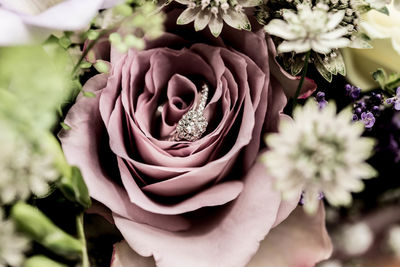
(0, 0, 400, 266)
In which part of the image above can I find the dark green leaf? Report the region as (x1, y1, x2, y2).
(58, 166, 91, 209)
(11, 203, 83, 258)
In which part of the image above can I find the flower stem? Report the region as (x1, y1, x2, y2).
(77, 213, 89, 267)
(292, 51, 311, 110)
(71, 29, 112, 78)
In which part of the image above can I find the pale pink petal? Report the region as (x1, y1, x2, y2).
(114, 161, 285, 267)
(247, 203, 333, 267)
(101, 0, 124, 9)
(22, 0, 103, 30)
(111, 241, 156, 267)
(0, 9, 51, 45)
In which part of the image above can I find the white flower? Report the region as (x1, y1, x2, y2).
(175, 0, 261, 37)
(0, 209, 30, 267)
(263, 100, 376, 214)
(265, 3, 350, 54)
(0, 0, 123, 46)
(0, 123, 59, 204)
(337, 223, 374, 255)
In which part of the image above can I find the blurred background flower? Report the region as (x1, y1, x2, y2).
(342, 0, 400, 90)
(0, 209, 30, 267)
(0, 0, 122, 46)
(263, 100, 376, 214)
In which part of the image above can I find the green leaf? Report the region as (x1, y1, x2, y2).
(94, 60, 110, 74)
(82, 91, 96, 98)
(23, 255, 67, 267)
(60, 122, 72, 130)
(58, 36, 71, 49)
(86, 30, 100, 41)
(58, 166, 91, 209)
(376, 6, 389, 15)
(79, 61, 92, 69)
(291, 55, 304, 76)
(334, 51, 346, 76)
(114, 3, 134, 16)
(314, 56, 332, 82)
(372, 68, 387, 89)
(11, 203, 83, 258)
(349, 33, 373, 49)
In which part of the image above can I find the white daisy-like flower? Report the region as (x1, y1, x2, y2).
(263, 100, 377, 214)
(175, 0, 261, 37)
(0, 124, 59, 204)
(0, 209, 30, 267)
(264, 3, 351, 54)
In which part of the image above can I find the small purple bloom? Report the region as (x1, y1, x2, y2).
(315, 91, 328, 109)
(386, 87, 400, 110)
(352, 114, 359, 121)
(299, 192, 324, 205)
(345, 84, 361, 99)
(361, 112, 376, 128)
(351, 87, 361, 99)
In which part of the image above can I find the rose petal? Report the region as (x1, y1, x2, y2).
(111, 240, 156, 267)
(118, 157, 244, 214)
(114, 161, 285, 267)
(247, 203, 333, 267)
(59, 74, 190, 232)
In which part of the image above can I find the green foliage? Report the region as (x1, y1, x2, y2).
(11, 203, 83, 259)
(58, 166, 92, 210)
(372, 68, 400, 95)
(23, 255, 67, 267)
(0, 46, 70, 131)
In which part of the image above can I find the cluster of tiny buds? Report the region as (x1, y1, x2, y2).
(346, 84, 383, 129)
(189, 0, 243, 17)
(323, 51, 338, 62)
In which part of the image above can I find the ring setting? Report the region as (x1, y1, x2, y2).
(171, 83, 209, 142)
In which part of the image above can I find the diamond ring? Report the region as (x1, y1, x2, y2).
(171, 83, 209, 142)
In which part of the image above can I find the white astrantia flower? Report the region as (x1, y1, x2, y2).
(264, 3, 350, 54)
(0, 124, 59, 204)
(0, 209, 30, 267)
(175, 0, 261, 37)
(263, 100, 377, 214)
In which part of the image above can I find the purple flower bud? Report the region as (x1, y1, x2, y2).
(372, 106, 380, 113)
(316, 91, 325, 100)
(387, 98, 395, 104)
(345, 84, 352, 92)
(352, 114, 359, 121)
(350, 87, 361, 99)
(355, 107, 362, 115)
(361, 112, 375, 128)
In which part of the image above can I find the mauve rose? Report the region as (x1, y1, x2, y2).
(59, 8, 330, 267)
